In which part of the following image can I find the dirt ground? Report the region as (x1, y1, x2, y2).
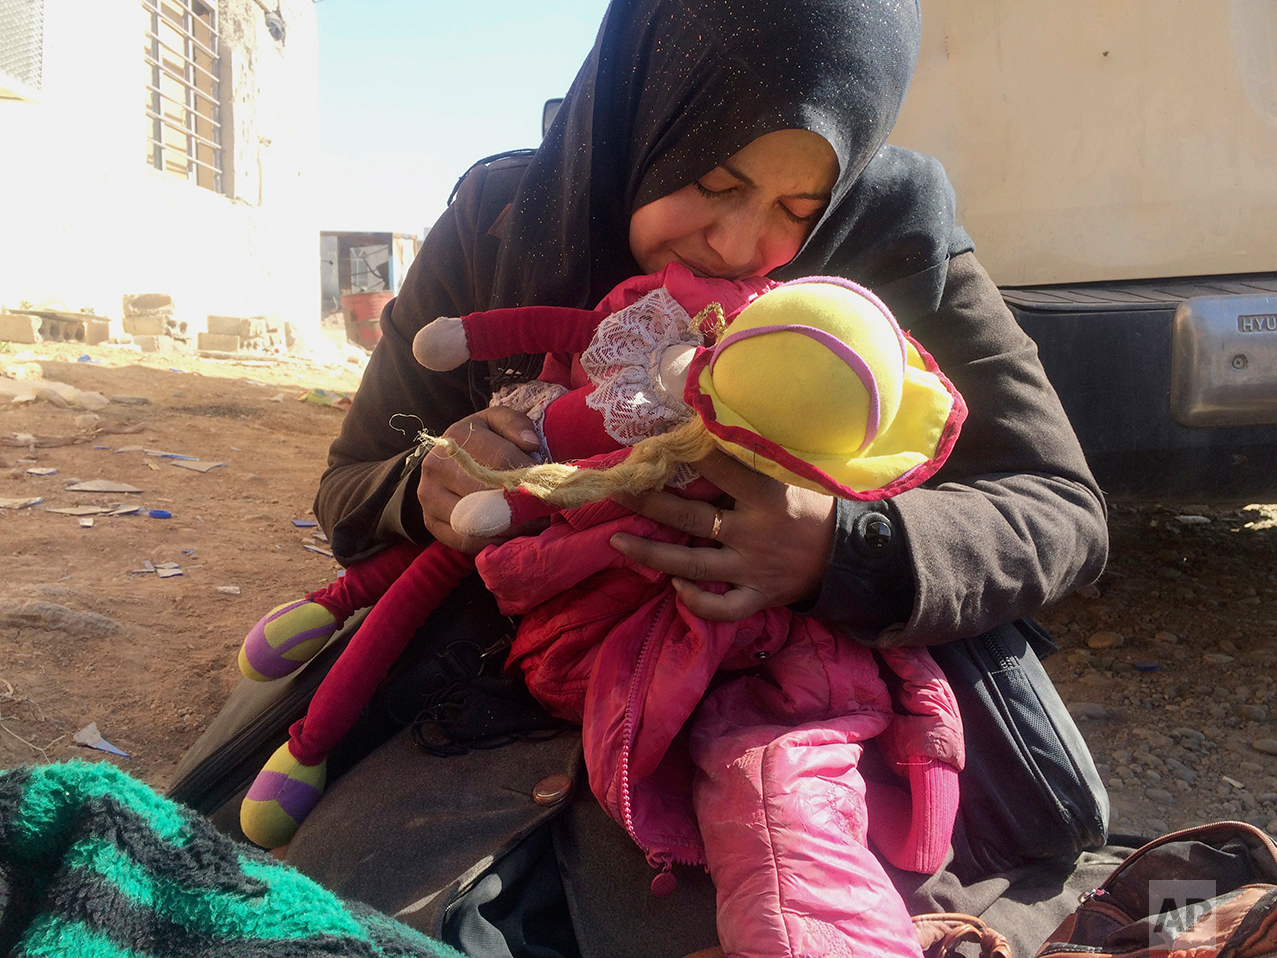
(2, 338, 1277, 842)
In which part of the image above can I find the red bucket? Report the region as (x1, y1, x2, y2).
(342, 292, 394, 347)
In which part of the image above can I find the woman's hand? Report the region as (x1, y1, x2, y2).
(417, 407, 544, 553)
(610, 449, 836, 621)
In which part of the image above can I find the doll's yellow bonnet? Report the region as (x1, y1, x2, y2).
(685, 277, 965, 499)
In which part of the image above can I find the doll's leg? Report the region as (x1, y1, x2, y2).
(238, 540, 425, 682)
(240, 542, 475, 849)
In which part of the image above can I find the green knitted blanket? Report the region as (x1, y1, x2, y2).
(0, 761, 465, 958)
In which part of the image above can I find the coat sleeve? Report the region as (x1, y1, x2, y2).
(809, 251, 1108, 645)
(313, 158, 526, 564)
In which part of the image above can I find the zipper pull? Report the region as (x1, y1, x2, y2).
(650, 862, 677, 897)
(1079, 886, 1109, 905)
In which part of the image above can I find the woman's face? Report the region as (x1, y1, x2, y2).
(628, 129, 839, 280)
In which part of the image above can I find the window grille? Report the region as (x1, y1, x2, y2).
(143, 0, 223, 192)
(0, 0, 44, 100)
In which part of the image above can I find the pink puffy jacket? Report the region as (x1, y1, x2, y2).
(476, 499, 964, 958)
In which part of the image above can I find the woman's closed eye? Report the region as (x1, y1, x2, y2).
(778, 200, 825, 225)
(693, 179, 734, 199)
(693, 178, 826, 225)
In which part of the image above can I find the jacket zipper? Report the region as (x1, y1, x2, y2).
(617, 591, 700, 896)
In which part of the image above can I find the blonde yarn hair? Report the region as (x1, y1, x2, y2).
(426, 418, 718, 510)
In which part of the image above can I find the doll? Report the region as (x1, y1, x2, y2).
(236, 268, 968, 958)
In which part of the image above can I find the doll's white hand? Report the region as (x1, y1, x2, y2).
(416, 408, 543, 554)
(609, 448, 835, 621)
(412, 316, 470, 370)
(450, 489, 515, 538)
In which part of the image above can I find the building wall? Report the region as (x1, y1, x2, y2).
(889, 0, 1277, 286)
(0, 0, 320, 335)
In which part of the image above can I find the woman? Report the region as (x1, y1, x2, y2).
(285, 0, 1109, 954)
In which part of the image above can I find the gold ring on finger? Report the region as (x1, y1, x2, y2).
(709, 508, 724, 540)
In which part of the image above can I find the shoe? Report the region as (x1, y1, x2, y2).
(240, 741, 326, 850)
(239, 599, 338, 681)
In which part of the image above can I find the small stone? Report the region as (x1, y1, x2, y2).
(1204, 653, 1235, 664)
(1251, 739, 1277, 756)
(1172, 728, 1206, 745)
(1146, 819, 1169, 835)
(1258, 793, 1277, 806)
(1239, 705, 1268, 721)
(1088, 631, 1125, 649)
(1246, 811, 1270, 828)
(1268, 820, 1277, 837)
(1220, 639, 1239, 653)
(1067, 702, 1109, 721)
(1146, 788, 1174, 804)
(1154, 631, 1179, 643)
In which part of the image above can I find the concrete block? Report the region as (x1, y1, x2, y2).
(123, 293, 173, 315)
(0, 312, 41, 343)
(124, 313, 171, 336)
(207, 315, 267, 340)
(198, 332, 241, 352)
(133, 334, 184, 355)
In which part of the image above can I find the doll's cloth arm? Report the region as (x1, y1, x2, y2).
(462, 305, 607, 361)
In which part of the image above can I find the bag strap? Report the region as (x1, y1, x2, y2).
(913, 913, 1013, 958)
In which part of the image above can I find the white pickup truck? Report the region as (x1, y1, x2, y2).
(888, 2, 1277, 501)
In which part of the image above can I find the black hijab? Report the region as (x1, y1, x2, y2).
(490, 0, 971, 322)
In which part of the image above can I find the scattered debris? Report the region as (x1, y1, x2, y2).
(73, 722, 130, 758)
(169, 459, 225, 473)
(1175, 514, 1211, 525)
(302, 543, 334, 557)
(296, 388, 352, 410)
(66, 479, 143, 493)
(79, 517, 94, 529)
(130, 559, 181, 576)
(0, 497, 43, 509)
(145, 509, 172, 519)
(216, 585, 241, 595)
(292, 519, 318, 528)
(46, 505, 114, 516)
(1086, 631, 1125, 649)
(109, 396, 150, 405)
(26, 467, 58, 476)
